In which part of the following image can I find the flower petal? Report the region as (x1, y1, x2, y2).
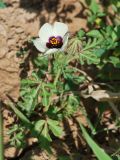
(33, 38, 47, 52)
(39, 23, 53, 42)
(61, 32, 69, 51)
(45, 48, 58, 55)
(53, 22, 68, 37)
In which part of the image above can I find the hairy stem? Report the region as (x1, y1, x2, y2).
(54, 69, 61, 86)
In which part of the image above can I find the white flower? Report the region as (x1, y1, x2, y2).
(33, 22, 69, 55)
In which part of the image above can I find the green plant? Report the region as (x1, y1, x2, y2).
(0, 0, 6, 9)
(7, 23, 120, 156)
(6, 1, 120, 159)
(79, 123, 112, 160)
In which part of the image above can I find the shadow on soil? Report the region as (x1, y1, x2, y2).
(19, 0, 87, 26)
(19, 0, 75, 25)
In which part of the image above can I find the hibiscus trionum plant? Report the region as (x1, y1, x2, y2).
(8, 21, 120, 155)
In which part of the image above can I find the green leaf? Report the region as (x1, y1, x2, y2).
(31, 71, 40, 81)
(34, 120, 45, 133)
(87, 30, 102, 38)
(79, 124, 112, 160)
(7, 125, 19, 135)
(9, 102, 31, 127)
(39, 123, 52, 152)
(48, 119, 63, 137)
(34, 55, 48, 68)
(77, 29, 85, 39)
(21, 79, 39, 86)
(88, 15, 96, 24)
(44, 83, 55, 89)
(94, 48, 106, 57)
(97, 12, 106, 17)
(16, 132, 25, 140)
(113, 25, 120, 40)
(42, 84, 50, 109)
(63, 95, 79, 116)
(109, 56, 120, 68)
(41, 123, 52, 142)
(79, 51, 100, 65)
(20, 85, 40, 113)
(0, 2, 6, 9)
(90, 0, 99, 14)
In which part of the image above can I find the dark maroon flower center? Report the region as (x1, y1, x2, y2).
(46, 36, 63, 49)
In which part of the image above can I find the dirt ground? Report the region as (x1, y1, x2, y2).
(0, 0, 90, 159)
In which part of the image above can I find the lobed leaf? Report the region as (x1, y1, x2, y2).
(48, 119, 63, 137)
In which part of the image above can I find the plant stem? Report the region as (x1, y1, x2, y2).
(111, 147, 120, 156)
(54, 69, 61, 86)
(0, 101, 4, 160)
(67, 55, 79, 64)
(45, 69, 61, 110)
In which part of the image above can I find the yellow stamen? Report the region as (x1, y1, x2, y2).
(50, 38, 58, 45)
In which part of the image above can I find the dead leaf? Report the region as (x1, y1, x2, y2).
(82, 90, 120, 102)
